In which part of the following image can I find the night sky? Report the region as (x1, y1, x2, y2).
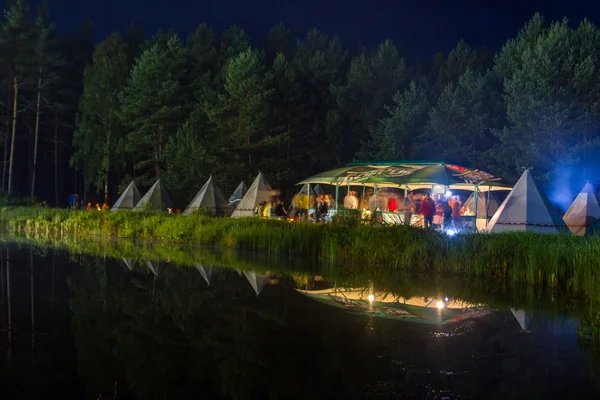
(5, 0, 600, 58)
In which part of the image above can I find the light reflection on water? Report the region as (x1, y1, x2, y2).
(0, 239, 598, 399)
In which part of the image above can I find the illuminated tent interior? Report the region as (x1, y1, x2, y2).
(563, 182, 600, 236)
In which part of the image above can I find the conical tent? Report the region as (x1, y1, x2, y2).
(461, 191, 501, 218)
(231, 173, 273, 218)
(134, 179, 174, 212)
(243, 271, 268, 296)
(229, 181, 247, 209)
(195, 264, 214, 286)
(184, 176, 233, 216)
(487, 170, 568, 234)
(122, 258, 137, 271)
(299, 183, 324, 196)
(111, 181, 141, 211)
(563, 183, 600, 236)
(510, 308, 531, 331)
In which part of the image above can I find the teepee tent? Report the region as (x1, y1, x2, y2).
(510, 308, 531, 331)
(195, 264, 214, 286)
(229, 181, 247, 209)
(243, 271, 269, 296)
(231, 173, 273, 218)
(122, 258, 137, 271)
(563, 183, 600, 236)
(487, 170, 568, 234)
(184, 176, 233, 216)
(134, 179, 174, 212)
(462, 191, 501, 218)
(111, 181, 141, 211)
(298, 183, 324, 196)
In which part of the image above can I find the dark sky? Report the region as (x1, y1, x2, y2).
(14, 0, 600, 58)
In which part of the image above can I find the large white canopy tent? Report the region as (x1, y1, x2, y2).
(487, 170, 568, 234)
(298, 160, 512, 217)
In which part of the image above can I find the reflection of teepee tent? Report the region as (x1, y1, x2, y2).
(231, 173, 273, 218)
(462, 191, 501, 218)
(111, 181, 142, 211)
(487, 170, 568, 234)
(195, 264, 213, 285)
(510, 308, 531, 331)
(243, 271, 268, 296)
(134, 179, 174, 212)
(229, 181, 247, 209)
(122, 258, 137, 271)
(146, 261, 160, 277)
(184, 176, 233, 216)
(563, 183, 600, 236)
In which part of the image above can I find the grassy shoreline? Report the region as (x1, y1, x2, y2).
(4, 206, 600, 299)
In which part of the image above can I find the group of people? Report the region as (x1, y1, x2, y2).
(288, 192, 333, 222)
(256, 197, 288, 219)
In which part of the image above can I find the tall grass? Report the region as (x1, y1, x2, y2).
(6, 207, 600, 299)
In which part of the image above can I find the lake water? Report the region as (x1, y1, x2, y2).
(1, 238, 599, 399)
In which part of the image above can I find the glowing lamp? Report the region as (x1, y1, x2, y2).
(435, 300, 444, 309)
(368, 294, 375, 303)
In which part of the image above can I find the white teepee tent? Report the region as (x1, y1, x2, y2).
(230, 173, 273, 218)
(563, 183, 600, 236)
(243, 271, 269, 296)
(195, 264, 214, 286)
(461, 191, 501, 218)
(184, 176, 233, 216)
(111, 181, 142, 211)
(487, 170, 568, 234)
(229, 181, 247, 209)
(510, 308, 531, 331)
(134, 179, 174, 212)
(122, 258, 137, 271)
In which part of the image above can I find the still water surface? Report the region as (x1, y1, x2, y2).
(0, 240, 599, 399)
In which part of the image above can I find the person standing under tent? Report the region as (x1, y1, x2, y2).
(388, 193, 398, 212)
(421, 192, 436, 229)
(344, 190, 359, 209)
(452, 197, 462, 229)
(402, 193, 413, 226)
(443, 200, 452, 231)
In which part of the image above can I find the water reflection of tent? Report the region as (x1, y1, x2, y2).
(510, 308, 531, 331)
(563, 183, 600, 236)
(229, 181, 247, 210)
(231, 173, 273, 218)
(134, 179, 174, 212)
(111, 181, 141, 211)
(146, 261, 160, 277)
(195, 264, 214, 285)
(243, 271, 269, 296)
(487, 170, 568, 234)
(297, 287, 489, 325)
(184, 176, 233, 216)
(121, 258, 137, 270)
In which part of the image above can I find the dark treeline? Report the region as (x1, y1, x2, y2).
(1, 0, 600, 206)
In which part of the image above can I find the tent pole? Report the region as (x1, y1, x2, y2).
(474, 185, 479, 230)
(486, 187, 491, 228)
(335, 183, 339, 211)
(361, 184, 366, 209)
(404, 185, 407, 198)
(375, 184, 378, 211)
